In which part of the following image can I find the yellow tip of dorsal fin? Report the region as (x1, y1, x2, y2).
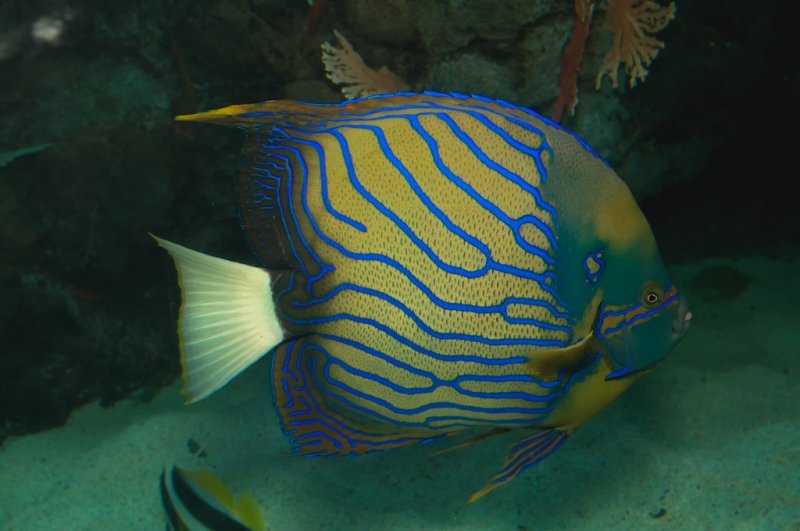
(151, 234, 285, 403)
(175, 103, 265, 125)
(171, 94, 455, 131)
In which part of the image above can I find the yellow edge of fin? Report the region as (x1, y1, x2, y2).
(169, 467, 268, 531)
(180, 469, 237, 512)
(151, 234, 284, 404)
(236, 494, 268, 531)
(175, 103, 263, 124)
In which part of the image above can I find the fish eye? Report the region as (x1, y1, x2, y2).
(641, 283, 664, 307)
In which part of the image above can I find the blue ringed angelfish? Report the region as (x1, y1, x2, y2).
(153, 91, 691, 501)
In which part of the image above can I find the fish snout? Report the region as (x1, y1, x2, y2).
(672, 297, 692, 338)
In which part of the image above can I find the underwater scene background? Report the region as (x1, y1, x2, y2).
(0, 0, 798, 529)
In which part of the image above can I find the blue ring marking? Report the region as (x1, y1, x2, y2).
(583, 250, 605, 284)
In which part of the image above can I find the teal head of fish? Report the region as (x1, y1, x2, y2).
(153, 92, 691, 502)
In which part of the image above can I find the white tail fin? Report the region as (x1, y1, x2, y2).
(152, 235, 285, 403)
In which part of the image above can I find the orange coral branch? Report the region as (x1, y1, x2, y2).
(301, 0, 328, 56)
(553, 0, 594, 123)
(596, 0, 677, 89)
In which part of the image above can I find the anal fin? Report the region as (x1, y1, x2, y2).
(469, 429, 568, 503)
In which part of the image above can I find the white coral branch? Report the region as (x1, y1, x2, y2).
(321, 29, 410, 100)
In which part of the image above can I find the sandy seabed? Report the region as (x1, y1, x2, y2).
(2, 253, 798, 530)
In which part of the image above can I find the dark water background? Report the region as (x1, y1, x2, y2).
(0, 0, 796, 452)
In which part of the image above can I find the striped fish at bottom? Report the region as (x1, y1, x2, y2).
(154, 92, 691, 501)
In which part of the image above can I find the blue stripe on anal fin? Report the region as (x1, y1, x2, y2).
(468, 429, 568, 503)
(271, 338, 446, 457)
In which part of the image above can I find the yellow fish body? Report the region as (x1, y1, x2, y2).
(155, 92, 691, 501)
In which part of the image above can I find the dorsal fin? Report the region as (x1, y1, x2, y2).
(235, 123, 305, 271)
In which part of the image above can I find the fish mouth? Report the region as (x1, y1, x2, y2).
(605, 297, 692, 382)
(672, 297, 692, 338)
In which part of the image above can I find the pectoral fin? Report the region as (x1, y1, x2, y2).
(527, 332, 596, 380)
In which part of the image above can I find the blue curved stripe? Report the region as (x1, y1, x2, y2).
(601, 290, 679, 336)
(438, 114, 558, 240)
(330, 126, 488, 278)
(294, 282, 572, 331)
(279, 340, 424, 452)
(324, 351, 562, 404)
(257, 109, 562, 269)
(283, 307, 564, 352)
(253, 149, 327, 283)
(239, 90, 609, 167)
(280, 134, 367, 233)
(271, 150, 567, 326)
(310, 345, 554, 418)
(292, 282, 572, 336)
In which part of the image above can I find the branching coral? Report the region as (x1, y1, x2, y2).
(554, 0, 594, 122)
(321, 30, 409, 100)
(595, 0, 677, 89)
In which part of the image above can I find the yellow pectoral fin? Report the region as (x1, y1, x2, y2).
(526, 332, 595, 380)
